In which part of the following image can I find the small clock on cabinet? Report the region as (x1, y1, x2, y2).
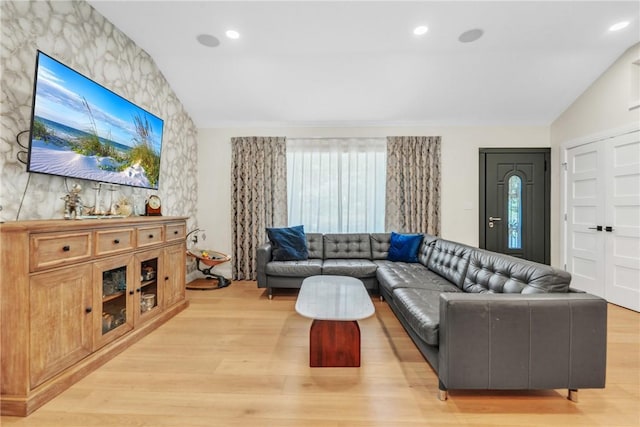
(145, 195, 162, 216)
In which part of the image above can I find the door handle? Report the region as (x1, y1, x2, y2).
(588, 226, 603, 231)
(489, 217, 502, 221)
(605, 226, 614, 232)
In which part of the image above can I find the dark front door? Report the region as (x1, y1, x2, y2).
(479, 148, 550, 264)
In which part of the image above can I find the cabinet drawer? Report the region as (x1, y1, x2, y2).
(30, 232, 92, 272)
(95, 228, 135, 256)
(165, 223, 186, 242)
(137, 226, 163, 247)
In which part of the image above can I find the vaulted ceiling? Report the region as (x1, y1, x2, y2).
(89, 1, 640, 128)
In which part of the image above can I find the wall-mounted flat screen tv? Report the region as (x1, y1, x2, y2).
(27, 51, 164, 190)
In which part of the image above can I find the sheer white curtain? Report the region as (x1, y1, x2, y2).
(287, 138, 386, 233)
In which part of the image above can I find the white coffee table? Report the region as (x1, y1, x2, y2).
(295, 275, 375, 367)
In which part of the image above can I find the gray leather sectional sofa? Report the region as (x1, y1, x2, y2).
(256, 232, 607, 401)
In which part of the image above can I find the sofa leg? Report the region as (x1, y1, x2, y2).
(379, 295, 384, 302)
(268, 288, 273, 300)
(568, 389, 578, 402)
(438, 380, 448, 401)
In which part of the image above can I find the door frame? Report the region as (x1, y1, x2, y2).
(560, 122, 640, 271)
(479, 147, 551, 264)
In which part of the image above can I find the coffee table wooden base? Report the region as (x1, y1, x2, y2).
(309, 319, 361, 367)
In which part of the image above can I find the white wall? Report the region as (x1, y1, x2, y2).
(550, 42, 640, 266)
(551, 43, 640, 144)
(198, 125, 549, 277)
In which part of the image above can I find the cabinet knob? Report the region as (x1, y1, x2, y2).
(129, 290, 134, 295)
(113, 239, 120, 244)
(174, 230, 178, 235)
(62, 245, 70, 251)
(165, 276, 169, 281)
(136, 288, 141, 293)
(85, 307, 92, 313)
(148, 234, 154, 239)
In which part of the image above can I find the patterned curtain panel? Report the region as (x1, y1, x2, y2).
(385, 136, 441, 235)
(231, 137, 287, 280)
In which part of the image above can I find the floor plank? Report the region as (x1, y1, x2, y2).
(2, 281, 639, 426)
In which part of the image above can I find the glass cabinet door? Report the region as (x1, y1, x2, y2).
(135, 249, 163, 324)
(93, 255, 134, 350)
(101, 265, 128, 333)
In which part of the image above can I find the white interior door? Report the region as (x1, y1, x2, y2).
(566, 142, 605, 297)
(604, 132, 640, 311)
(565, 130, 640, 312)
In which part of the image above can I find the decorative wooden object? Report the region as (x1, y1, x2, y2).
(0, 216, 189, 416)
(309, 320, 361, 367)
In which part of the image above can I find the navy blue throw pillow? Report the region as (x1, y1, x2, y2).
(266, 225, 309, 261)
(387, 232, 423, 263)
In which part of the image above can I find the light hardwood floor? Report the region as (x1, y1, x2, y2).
(3, 280, 639, 426)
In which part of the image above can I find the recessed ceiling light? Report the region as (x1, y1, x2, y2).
(225, 30, 240, 39)
(609, 21, 630, 32)
(458, 28, 484, 43)
(196, 34, 220, 47)
(413, 25, 428, 36)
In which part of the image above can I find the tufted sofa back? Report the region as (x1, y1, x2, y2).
(370, 233, 391, 259)
(323, 233, 372, 259)
(305, 233, 324, 259)
(417, 234, 438, 265)
(463, 249, 571, 293)
(426, 239, 473, 288)
(266, 232, 572, 294)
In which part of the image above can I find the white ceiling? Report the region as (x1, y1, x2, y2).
(88, 1, 640, 128)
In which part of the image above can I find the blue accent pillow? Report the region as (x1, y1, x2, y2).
(266, 225, 309, 261)
(387, 232, 423, 263)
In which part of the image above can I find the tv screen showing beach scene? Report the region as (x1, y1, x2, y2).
(27, 51, 164, 190)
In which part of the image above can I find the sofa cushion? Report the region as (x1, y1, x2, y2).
(387, 232, 423, 263)
(266, 225, 308, 261)
(393, 288, 441, 346)
(322, 259, 377, 278)
(305, 233, 324, 259)
(375, 260, 462, 294)
(370, 233, 391, 260)
(417, 234, 438, 266)
(426, 239, 472, 289)
(324, 233, 372, 259)
(265, 259, 323, 277)
(372, 233, 436, 263)
(463, 249, 572, 293)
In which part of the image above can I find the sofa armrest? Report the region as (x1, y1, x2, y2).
(437, 293, 607, 391)
(256, 242, 272, 288)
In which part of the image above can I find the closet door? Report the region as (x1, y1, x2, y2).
(566, 141, 605, 297)
(565, 130, 640, 312)
(604, 131, 640, 311)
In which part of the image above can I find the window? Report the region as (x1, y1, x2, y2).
(508, 174, 522, 249)
(287, 138, 386, 233)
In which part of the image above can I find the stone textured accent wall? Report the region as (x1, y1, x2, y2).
(0, 1, 198, 231)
